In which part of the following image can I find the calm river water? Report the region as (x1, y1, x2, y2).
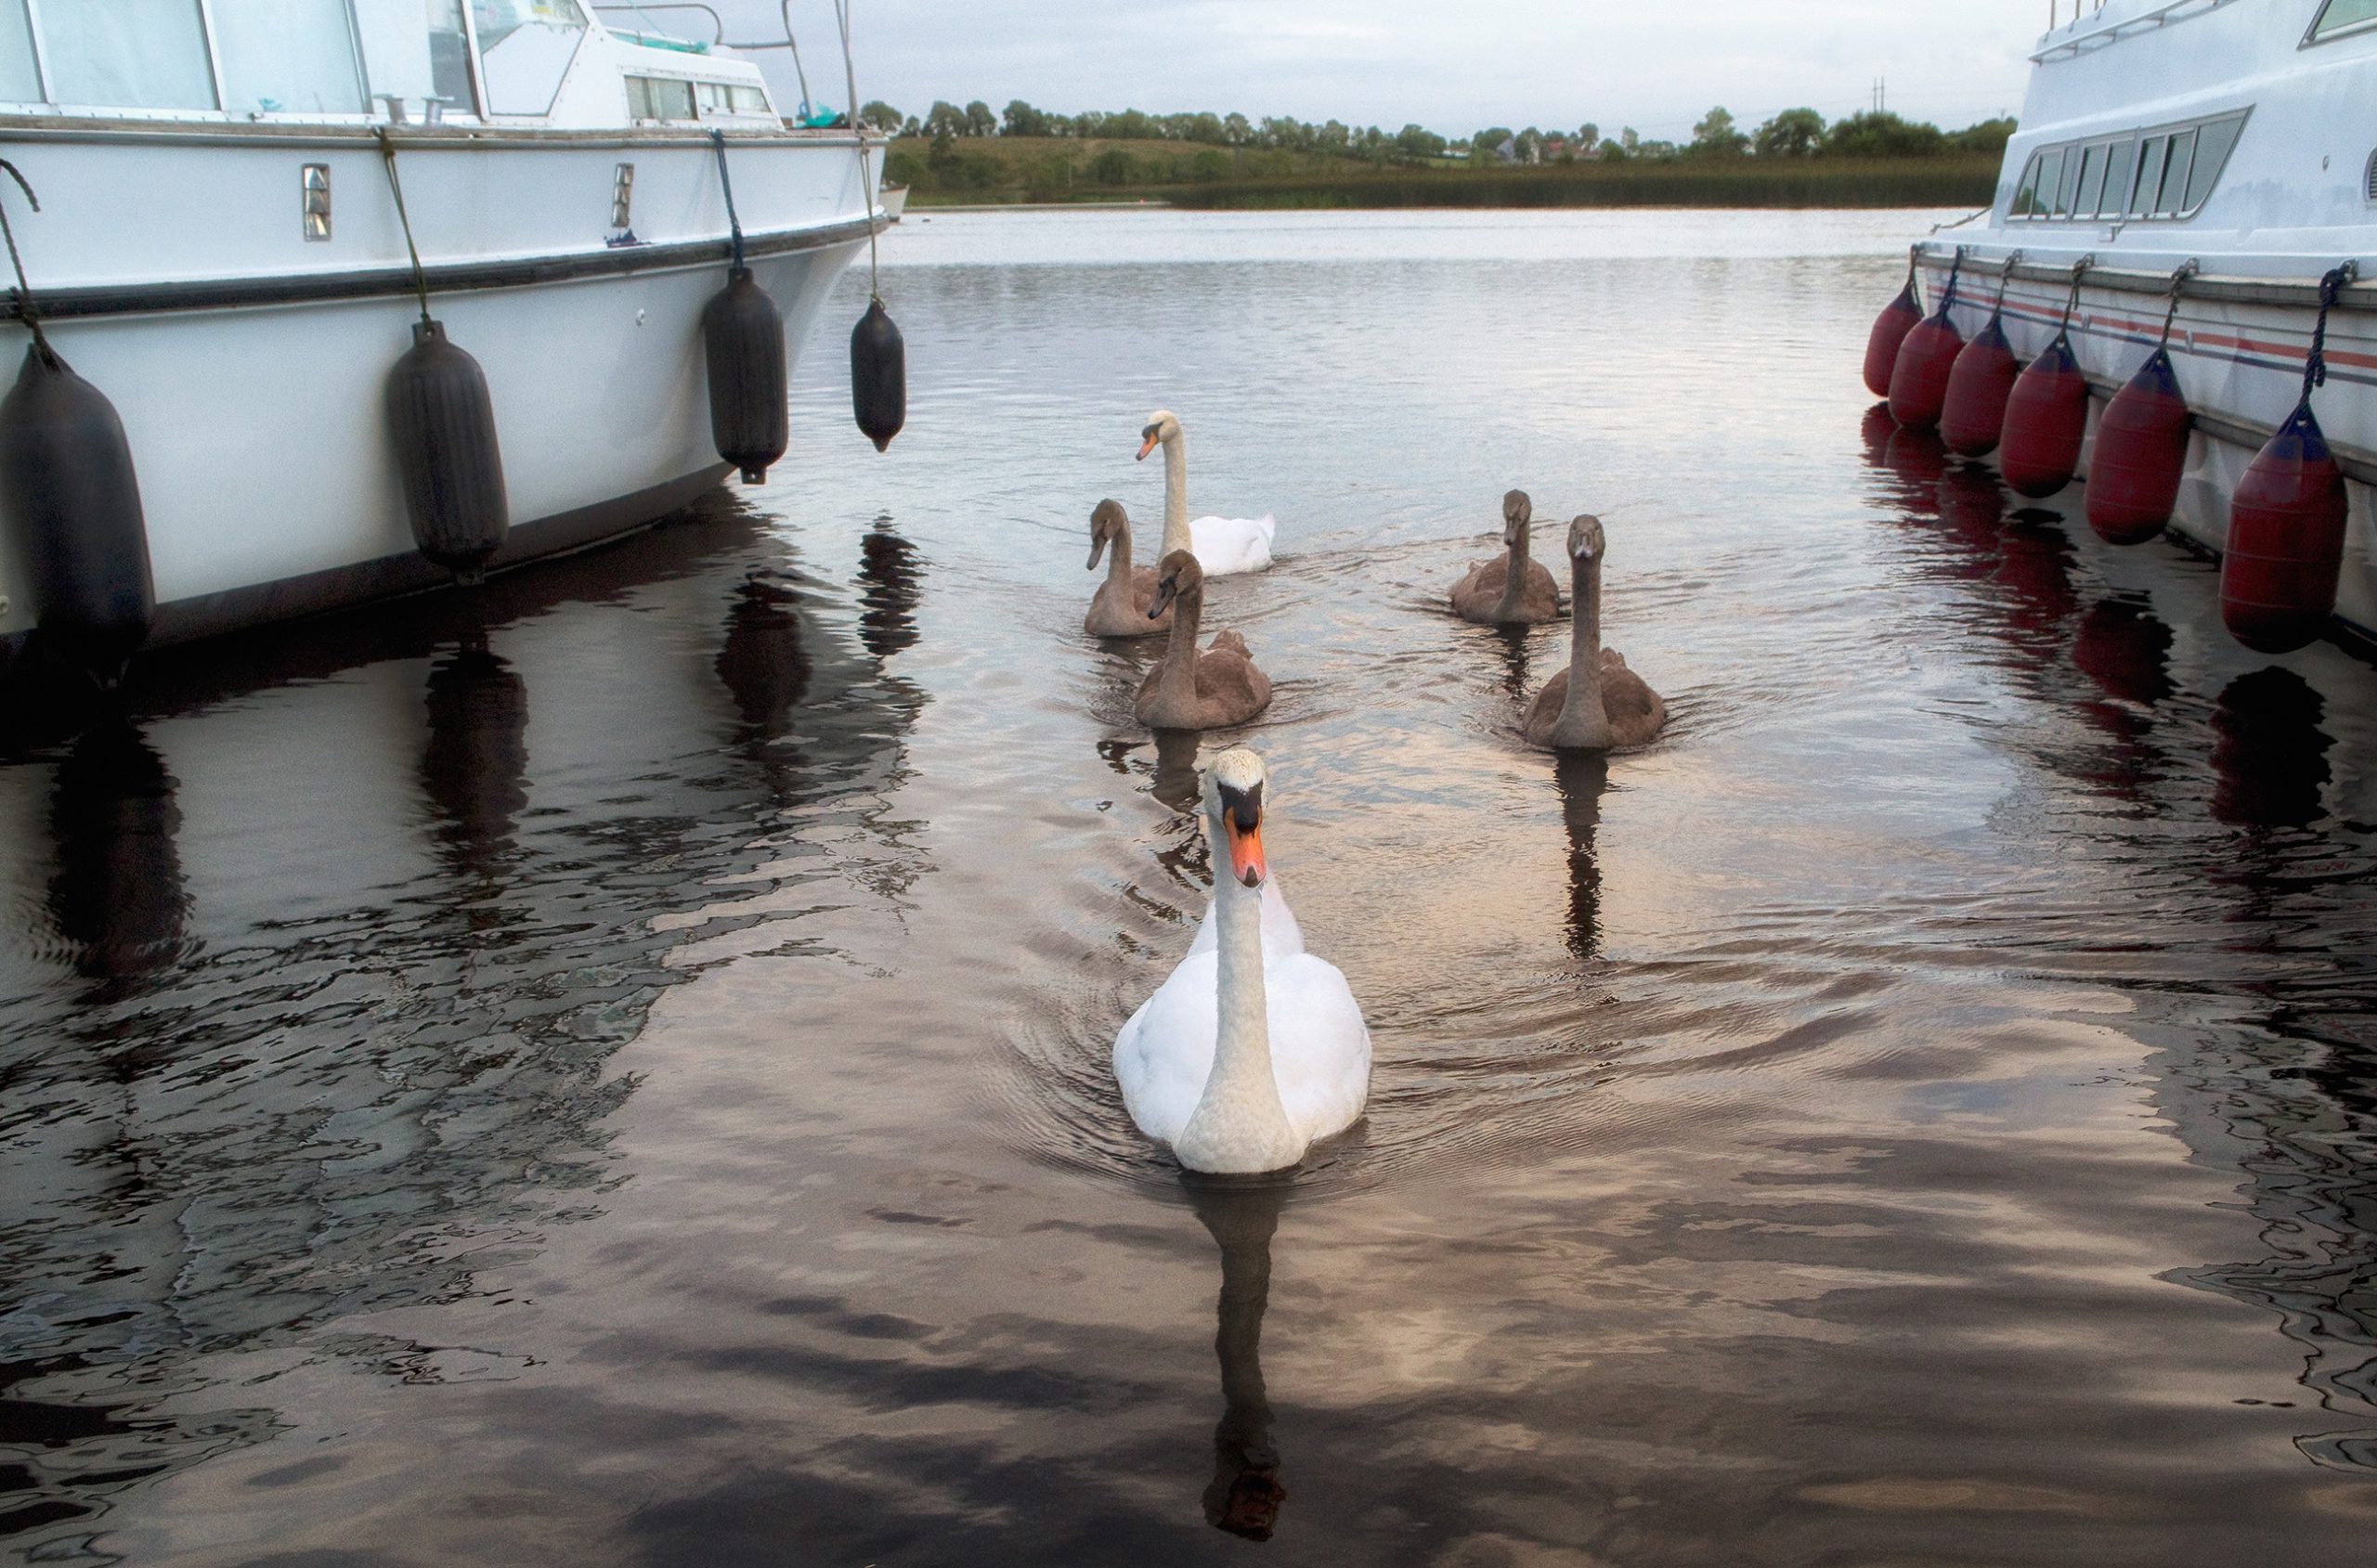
(5, 208, 2377, 1565)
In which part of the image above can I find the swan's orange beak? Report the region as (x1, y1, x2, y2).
(1226, 815, 1266, 888)
(1136, 433, 1159, 460)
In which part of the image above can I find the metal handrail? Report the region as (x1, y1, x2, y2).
(2031, 0, 2243, 62)
(591, 4, 724, 46)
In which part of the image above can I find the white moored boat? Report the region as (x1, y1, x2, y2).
(0, 0, 887, 671)
(1894, 0, 2377, 644)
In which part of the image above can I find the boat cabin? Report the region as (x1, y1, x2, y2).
(0, 1, 780, 131)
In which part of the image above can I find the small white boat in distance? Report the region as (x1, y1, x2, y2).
(0, 0, 889, 661)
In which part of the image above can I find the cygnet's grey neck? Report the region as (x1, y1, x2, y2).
(1552, 550, 1613, 750)
(1493, 521, 1532, 618)
(1153, 580, 1204, 706)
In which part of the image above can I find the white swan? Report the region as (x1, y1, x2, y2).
(1114, 748, 1370, 1173)
(1137, 410, 1276, 576)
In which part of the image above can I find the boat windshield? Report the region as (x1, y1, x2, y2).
(2307, 0, 2377, 43)
(3, 0, 217, 111)
(474, 0, 588, 115)
(356, 0, 478, 120)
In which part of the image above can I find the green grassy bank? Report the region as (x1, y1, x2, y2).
(886, 136, 2001, 210)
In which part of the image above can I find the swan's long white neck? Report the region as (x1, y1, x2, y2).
(1552, 551, 1614, 750)
(1175, 849, 1299, 1173)
(1159, 432, 1192, 558)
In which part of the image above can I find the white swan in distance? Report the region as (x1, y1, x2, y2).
(1137, 410, 1276, 576)
(1113, 748, 1370, 1173)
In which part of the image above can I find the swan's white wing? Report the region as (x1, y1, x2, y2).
(1189, 513, 1275, 576)
(1112, 949, 1218, 1146)
(1187, 876, 1305, 959)
(1265, 952, 1371, 1145)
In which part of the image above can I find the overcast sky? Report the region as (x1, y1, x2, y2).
(694, 1, 2056, 140)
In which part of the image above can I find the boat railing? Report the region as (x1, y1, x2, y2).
(2031, 0, 2246, 62)
(593, 4, 722, 52)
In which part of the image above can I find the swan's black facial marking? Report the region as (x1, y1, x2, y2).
(1141, 423, 1161, 444)
(1218, 780, 1262, 831)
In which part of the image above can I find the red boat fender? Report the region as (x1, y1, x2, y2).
(1997, 337, 2090, 498)
(1864, 279, 1923, 397)
(1888, 248, 1966, 431)
(1940, 253, 2023, 457)
(2085, 347, 2191, 544)
(1941, 318, 2020, 457)
(1998, 258, 2095, 499)
(2220, 266, 2357, 654)
(2221, 403, 2349, 654)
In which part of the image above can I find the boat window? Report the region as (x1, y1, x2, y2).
(2074, 143, 2108, 218)
(356, 0, 477, 118)
(2184, 115, 2243, 210)
(2098, 138, 2137, 218)
(624, 73, 694, 120)
(695, 80, 771, 115)
(2307, 0, 2377, 43)
(2009, 151, 2044, 217)
(2055, 144, 2085, 216)
(474, 0, 587, 115)
(0, 0, 39, 102)
(2129, 136, 2167, 218)
(39, 0, 217, 110)
(2156, 127, 2197, 215)
(2033, 146, 2066, 217)
(214, 0, 368, 115)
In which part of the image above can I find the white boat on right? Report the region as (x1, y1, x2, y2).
(1894, 0, 2377, 646)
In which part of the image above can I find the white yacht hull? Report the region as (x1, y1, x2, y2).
(1901, 0, 2377, 647)
(0, 125, 881, 651)
(1916, 258, 2377, 641)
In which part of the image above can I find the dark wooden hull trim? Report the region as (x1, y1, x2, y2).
(1, 219, 881, 323)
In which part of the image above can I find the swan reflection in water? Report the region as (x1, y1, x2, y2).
(47, 714, 188, 980)
(1552, 752, 1611, 962)
(1184, 1176, 1292, 1541)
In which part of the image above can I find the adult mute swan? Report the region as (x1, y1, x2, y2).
(1449, 489, 1561, 625)
(1085, 499, 1171, 638)
(1114, 749, 1370, 1173)
(1136, 551, 1272, 731)
(1523, 516, 1666, 752)
(1137, 411, 1276, 575)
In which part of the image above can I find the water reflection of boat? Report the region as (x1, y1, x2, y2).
(45, 715, 188, 980)
(0, 496, 921, 1544)
(1186, 1178, 1291, 1542)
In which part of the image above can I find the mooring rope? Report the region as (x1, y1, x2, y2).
(0, 157, 53, 358)
(1987, 248, 2022, 324)
(374, 130, 435, 328)
(708, 128, 747, 270)
(2157, 258, 2198, 347)
(832, 0, 882, 303)
(2299, 262, 2358, 406)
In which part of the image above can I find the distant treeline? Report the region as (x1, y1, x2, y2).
(860, 97, 2015, 174)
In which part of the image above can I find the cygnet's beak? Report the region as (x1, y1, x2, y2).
(1086, 532, 1107, 570)
(1220, 785, 1266, 887)
(1137, 427, 1160, 460)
